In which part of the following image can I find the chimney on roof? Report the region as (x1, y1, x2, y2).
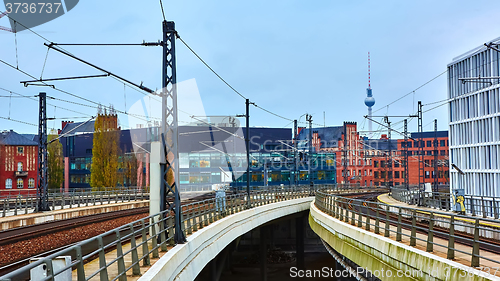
(59, 120, 74, 135)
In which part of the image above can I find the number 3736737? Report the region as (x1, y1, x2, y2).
(6, 3, 62, 14)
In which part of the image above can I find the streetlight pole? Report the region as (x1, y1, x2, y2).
(293, 119, 298, 186)
(306, 114, 313, 190)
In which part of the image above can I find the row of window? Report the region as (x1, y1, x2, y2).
(451, 145, 500, 170)
(179, 170, 336, 184)
(450, 116, 500, 147)
(372, 170, 450, 179)
(448, 49, 499, 98)
(4, 178, 35, 189)
(450, 171, 499, 197)
(401, 140, 448, 148)
(450, 88, 500, 123)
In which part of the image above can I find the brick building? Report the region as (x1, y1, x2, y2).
(0, 130, 38, 196)
(297, 122, 449, 187)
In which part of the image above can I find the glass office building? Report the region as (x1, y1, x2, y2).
(448, 37, 500, 197)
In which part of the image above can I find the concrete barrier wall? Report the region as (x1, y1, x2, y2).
(309, 201, 500, 281)
(0, 201, 149, 230)
(139, 197, 314, 281)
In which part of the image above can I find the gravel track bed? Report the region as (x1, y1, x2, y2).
(0, 213, 147, 266)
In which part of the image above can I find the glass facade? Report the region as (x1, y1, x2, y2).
(178, 151, 336, 186)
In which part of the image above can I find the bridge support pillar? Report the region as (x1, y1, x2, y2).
(296, 216, 304, 269)
(260, 226, 268, 281)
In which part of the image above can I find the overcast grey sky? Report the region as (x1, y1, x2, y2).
(1, 0, 499, 137)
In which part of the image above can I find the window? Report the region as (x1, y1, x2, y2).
(394, 161, 399, 168)
(17, 162, 23, 171)
(86, 149, 92, 154)
(374, 171, 379, 179)
(426, 141, 431, 147)
(374, 161, 379, 167)
(440, 140, 445, 147)
(28, 178, 35, 188)
(17, 146, 24, 155)
(408, 151, 412, 156)
(426, 151, 432, 155)
(17, 178, 23, 188)
(425, 171, 430, 178)
(407, 142, 412, 148)
(364, 170, 367, 176)
(395, 171, 400, 178)
(424, 160, 430, 166)
(5, 179, 12, 189)
(440, 150, 446, 156)
(414, 141, 418, 147)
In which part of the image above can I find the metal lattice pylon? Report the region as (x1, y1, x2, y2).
(37, 92, 49, 211)
(161, 20, 185, 243)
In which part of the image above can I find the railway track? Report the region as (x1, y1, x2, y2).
(338, 192, 500, 255)
(0, 191, 217, 278)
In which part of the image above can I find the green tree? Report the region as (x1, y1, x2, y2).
(47, 130, 64, 191)
(91, 113, 121, 190)
(121, 152, 138, 187)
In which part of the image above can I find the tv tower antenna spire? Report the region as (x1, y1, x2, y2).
(368, 51, 371, 89)
(365, 52, 375, 136)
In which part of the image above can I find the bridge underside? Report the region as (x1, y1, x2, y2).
(139, 197, 313, 281)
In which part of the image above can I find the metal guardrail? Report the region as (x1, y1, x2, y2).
(0, 184, 373, 281)
(315, 189, 500, 269)
(391, 187, 500, 219)
(0, 188, 150, 217)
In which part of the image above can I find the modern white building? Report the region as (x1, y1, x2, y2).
(448, 37, 500, 197)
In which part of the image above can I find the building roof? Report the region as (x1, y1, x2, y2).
(20, 134, 39, 143)
(296, 126, 343, 149)
(60, 121, 95, 136)
(450, 36, 500, 64)
(410, 131, 448, 139)
(0, 130, 38, 146)
(362, 139, 398, 151)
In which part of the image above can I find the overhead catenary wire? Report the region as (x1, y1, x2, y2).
(0, 86, 90, 117)
(0, 58, 155, 123)
(177, 35, 325, 127)
(372, 69, 448, 114)
(0, 116, 37, 126)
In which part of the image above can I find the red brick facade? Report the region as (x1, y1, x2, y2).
(0, 131, 38, 196)
(317, 123, 449, 187)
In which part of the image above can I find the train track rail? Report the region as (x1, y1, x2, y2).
(338, 192, 500, 255)
(0, 207, 149, 246)
(0, 191, 218, 278)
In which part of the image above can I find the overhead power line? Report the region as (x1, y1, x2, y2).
(0, 116, 37, 126)
(177, 36, 247, 100)
(372, 69, 448, 114)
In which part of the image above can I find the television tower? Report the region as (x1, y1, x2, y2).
(364, 52, 375, 136)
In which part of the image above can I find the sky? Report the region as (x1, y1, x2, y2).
(1, 0, 500, 138)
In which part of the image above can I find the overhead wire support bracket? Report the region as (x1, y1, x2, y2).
(20, 74, 109, 86)
(458, 77, 500, 85)
(49, 41, 164, 47)
(22, 83, 55, 88)
(363, 115, 415, 140)
(485, 42, 500, 53)
(44, 42, 156, 94)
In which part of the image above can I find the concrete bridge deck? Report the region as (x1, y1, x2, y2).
(73, 196, 314, 281)
(311, 193, 500, 281)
